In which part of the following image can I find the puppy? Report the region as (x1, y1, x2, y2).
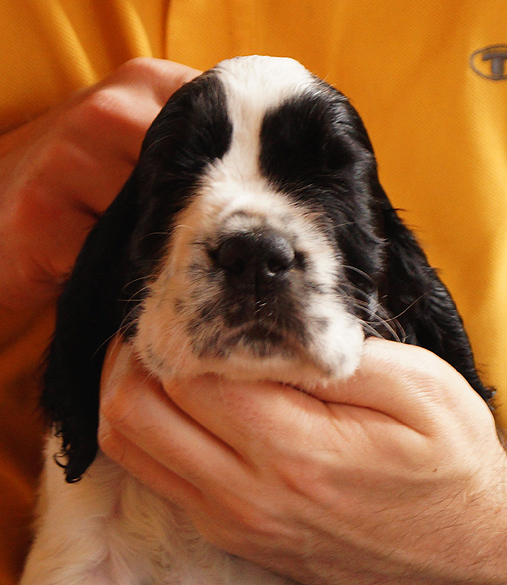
(21, 56, 492, 585)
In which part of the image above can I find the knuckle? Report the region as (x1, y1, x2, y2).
(219, 489, 285, 540)
(96, 419, 112, 451)
(99, 399, 122, 428)
(73, 88, 133, 129)
(99, 383, 132, 428)
(115, 56, 157, 79)
(117, 56, 188, 86)
(41, 134, 80, 167)
(97, 424, 127, 466)
(69, 81, 158, 149)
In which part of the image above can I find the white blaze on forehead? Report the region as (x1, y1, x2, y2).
(215, 56, 316, 180)
(181, 56, 317, 234)
(216, 56, 315, 111)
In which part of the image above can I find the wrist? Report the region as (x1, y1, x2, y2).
(402, 455, 507, 585)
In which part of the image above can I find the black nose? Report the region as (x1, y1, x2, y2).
(213, 231, 296, 282)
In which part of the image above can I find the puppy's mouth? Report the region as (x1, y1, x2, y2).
(197, 320, 305, 360)
(230, 323, 285, 343)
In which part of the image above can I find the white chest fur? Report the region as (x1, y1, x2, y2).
(21, 437, 298, 585)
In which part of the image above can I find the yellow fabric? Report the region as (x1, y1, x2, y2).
(0, 1, 506, 582)
(0, 0, 169, 133)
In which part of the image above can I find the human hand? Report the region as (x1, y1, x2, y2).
(0, 58, 199, 315)
(99, 338, 507, 585)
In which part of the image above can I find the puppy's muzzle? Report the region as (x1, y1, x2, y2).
(205, 228, 304, 346)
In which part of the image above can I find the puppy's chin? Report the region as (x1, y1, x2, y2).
(184, 348, 363, 392)
(133, 320, 364, 393)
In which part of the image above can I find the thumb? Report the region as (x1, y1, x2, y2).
(308, 338, 494, 435)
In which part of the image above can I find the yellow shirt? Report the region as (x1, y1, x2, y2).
(1, 1, 506, 582)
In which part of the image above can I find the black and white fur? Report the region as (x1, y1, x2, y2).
(21, 56, 492, 585)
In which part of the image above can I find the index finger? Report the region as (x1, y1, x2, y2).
(162, 339, 495, 446)
(98, 58, 202, 108)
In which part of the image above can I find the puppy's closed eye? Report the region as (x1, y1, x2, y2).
(22, 55, 492, 585)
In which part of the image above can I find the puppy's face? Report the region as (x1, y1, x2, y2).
(46, 55, 492, 482)
(127, 57, 386, 388)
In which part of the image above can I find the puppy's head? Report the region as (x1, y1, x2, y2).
(133, 57, 377, 386)
(43, 56, 492, 482)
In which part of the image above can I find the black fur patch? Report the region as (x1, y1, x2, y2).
(259, 82, 492, 403)
(43, 71, 233, 482)
(259, 84, 386, 296)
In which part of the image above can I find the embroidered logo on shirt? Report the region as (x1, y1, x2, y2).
(470, 45, 507, 80)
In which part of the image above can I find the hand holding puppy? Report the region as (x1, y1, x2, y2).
(100, 337, 507, 585)
(0, 58, 199, 315)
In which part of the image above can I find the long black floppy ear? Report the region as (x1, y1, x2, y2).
(375, 181, 493, 404)
(42, 69, 234, 482)
(328, 95, 493, 404)
(42, 172, 142, 482)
